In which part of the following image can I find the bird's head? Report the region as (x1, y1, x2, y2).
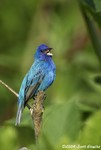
(34, 44, 53, 60)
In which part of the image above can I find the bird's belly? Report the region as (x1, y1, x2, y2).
(38, 71, 54, 91)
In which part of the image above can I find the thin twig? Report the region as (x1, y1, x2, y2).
(0, 80, 18, 97)
(0, 80, 31, 109)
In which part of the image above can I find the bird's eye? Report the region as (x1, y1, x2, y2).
(41, 50, 44, 52)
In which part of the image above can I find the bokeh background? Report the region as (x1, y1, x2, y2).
(0, 0, 101, 150)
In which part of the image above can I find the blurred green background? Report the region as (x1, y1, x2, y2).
(0, 0, 101, 150)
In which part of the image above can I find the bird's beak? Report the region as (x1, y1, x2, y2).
(46, 48, 53, 56)
(47, 51, 53, 56)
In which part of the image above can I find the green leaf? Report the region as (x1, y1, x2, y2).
(0, 125, 35, 150)
(93, 0, 101, 12)
(40, 99, 82, 149)
(77, 110, 101, 145)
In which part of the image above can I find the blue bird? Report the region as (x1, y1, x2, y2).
(15, 44, 56, 125)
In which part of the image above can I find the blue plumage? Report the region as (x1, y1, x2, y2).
(15, 44, 56, 125)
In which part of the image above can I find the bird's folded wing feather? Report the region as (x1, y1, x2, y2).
(25, 74, 45, 102)
(24, 61, 45, 104)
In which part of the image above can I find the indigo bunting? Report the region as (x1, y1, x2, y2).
(15, 44, 56, 125)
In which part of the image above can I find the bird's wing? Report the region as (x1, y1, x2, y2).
(23, 61, 45, 104)
(25, 73, 45, 103)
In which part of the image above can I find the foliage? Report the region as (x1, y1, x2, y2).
(0, 0, 101, 149)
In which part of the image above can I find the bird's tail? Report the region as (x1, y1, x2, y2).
(15, 102, 24, 126)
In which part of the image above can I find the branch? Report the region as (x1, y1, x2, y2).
(31, 91, 45, 142)
(0, 80, 18, 97)
(0, 80, 31, 109)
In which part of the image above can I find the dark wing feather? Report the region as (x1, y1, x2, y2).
(24, 71, 45, 106)
(25, 75, 45, 101)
